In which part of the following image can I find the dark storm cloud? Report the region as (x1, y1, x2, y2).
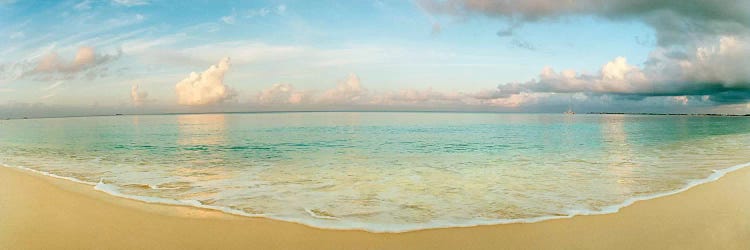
(419, 0, 750, 106)
(417, 0, 750, 46)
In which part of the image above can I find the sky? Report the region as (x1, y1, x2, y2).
(1, 0, 749, 117)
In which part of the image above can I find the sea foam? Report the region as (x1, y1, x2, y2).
(3, 160, 749, 233)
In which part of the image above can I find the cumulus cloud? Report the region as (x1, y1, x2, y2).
(317, 74, 368, 104)
(672, 96, 689, 105)
(175, 57, 235, 106)
(252, 75, 368, 106)
(257, 83, 307, 105)
(420, 1, 750, 106)
(130, 84, 148, 106)
(489, 36, 750, 103)
(250, 74, 546, 108)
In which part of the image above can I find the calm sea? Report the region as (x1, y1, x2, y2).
(1, 112, 749, 231)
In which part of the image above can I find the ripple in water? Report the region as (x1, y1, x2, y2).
(1, 112, 749, 232)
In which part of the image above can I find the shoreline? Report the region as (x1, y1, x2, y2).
(4, 161, 750, 233)
(2, 163, 750, 249)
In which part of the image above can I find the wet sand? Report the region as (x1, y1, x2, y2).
(1, 165, 749, 249)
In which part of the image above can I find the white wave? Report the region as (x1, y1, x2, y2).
(2, 161, 749, 233)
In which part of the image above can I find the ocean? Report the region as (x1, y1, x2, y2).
(1, 112, 749, 232)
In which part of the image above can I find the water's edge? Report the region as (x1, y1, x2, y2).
(2, 161, 749, 233)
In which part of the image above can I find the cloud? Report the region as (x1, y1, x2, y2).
(245, 7, 271, 18)
(490, 36, 750, 103)
(254, 75, 369, 106)
(40, 93, 56, 100)
(257, 83, 307, 105)
(221, 9, 237, 24)
(431, 22, 442, 35)
(221, 15, 236, 24)
(276, 4, 286, 14)
(510, 38, 535, 50)
(417, 0, 750, 47)
(130, 84, 148, 106)
(244, 4, 286, 18)
(9, 31, 24, 39)
(111, 0, 148, 7)
(372, 88, 465, 105)
(248, 74, 549, 109)
(317, 74, 368, 104)
(42, 81, 64, 91)
(419, 1, 750, 106)
(6, 46, 121, 81)
(74, 0, 92, 10)
(175, 57, 235, 106)
(672, 96, 689, 105)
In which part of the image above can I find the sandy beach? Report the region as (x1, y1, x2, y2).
(0, 165, 748, 249)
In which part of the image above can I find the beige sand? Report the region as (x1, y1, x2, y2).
(1, 165, 749, 250)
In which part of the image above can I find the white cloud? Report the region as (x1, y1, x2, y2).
(523, 56, 649, 94)
(130, 84, 148, 106)
(673, 96, 689, 105)
(111, 0, 148, 7)
(489, 36, 750, 104)
(221, 9, 238, 24)
(249, 73, 539, 108)
(11, 46, 121, 81)
(40, 93, 56, 100)
(156, 42, 305, 66)
(121, 33, 186, 54)
(34, 46, 95, 73)
(276, 4, 287, 14)
(244, 4, 286, 18)
(221, 15, 236, 24)
(246, 8, 271, 18)
(317, 74, 367, 104)
(257, 83, 307, 105)
(42, 81, 64, 91)
(484, 92, 547, 108)
(420, 0, 750, 105)
(175, 57, 234, 106)
(74, 0, 92, 10)
(372, 88, 464, 105)
(9, 31, 24, 39)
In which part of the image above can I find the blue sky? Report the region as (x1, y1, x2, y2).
(1, 0, 749, 117)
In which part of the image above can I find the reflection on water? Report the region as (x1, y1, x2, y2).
(600, 115, 636, 193)
(177, 114, 228, 146)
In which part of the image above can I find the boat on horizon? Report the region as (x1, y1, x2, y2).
(564, 105, 575, 115)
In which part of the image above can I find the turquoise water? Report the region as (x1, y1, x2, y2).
(1, 112, 749, 231)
